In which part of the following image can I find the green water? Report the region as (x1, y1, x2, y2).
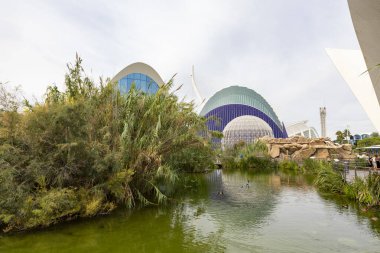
(1, 170, 380, 253)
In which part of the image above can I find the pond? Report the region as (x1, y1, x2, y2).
(1, 170, 380, 253)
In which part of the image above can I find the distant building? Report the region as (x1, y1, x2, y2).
(285, 120, 319, 139)
(200, 86, 287, 147)
(350, 133, 370, 145)
(222, 115, 274, 149)
(111, 62, 165, 94)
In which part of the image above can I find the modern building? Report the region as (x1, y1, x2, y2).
(350, 133, 370, 145)
(286, 120, 319, 139)
(200, 86, 287, 147)
(326, 0, 380, 132)
(221, 115, 274, 149)
(111, 62, 165, 94)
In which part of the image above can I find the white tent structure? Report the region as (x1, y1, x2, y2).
(326, 48, 380, 132)
(348, 0, 380, 101)
(286, 120, 319, 138)
(326, 0, 380, 132)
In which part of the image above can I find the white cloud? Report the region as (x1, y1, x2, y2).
(0, 0, 375, 137)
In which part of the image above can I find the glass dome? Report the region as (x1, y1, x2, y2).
(222, 115, 274, 149)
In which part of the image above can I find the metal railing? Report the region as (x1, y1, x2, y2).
(331, 159, 376, 182)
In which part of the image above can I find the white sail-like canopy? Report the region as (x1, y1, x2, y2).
(326, 48, 380, 132)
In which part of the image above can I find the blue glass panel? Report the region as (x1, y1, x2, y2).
(118, 73, 159, 95)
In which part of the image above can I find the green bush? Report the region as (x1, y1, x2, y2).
(314, 164, 344, 194)
(0, 55, 214, 232)
(241, 156, 277, 173)
(279, 160, 300, 173)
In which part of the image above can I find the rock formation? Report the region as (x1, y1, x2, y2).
(259, 136, 356, 160)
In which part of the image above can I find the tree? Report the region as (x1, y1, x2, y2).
(357, 137, 380, 148)
(335, 130, 344, 144)
(343, 129, 351, 143)
(371, 132, 379, 137)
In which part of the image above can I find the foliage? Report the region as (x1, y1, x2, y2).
(0, 55, 214, 232)
(343, 177, 374, 206)
(357, 137, 380, 148)
(314, 163, 344, 194)
(278, 160, 300, 173)
(335, 129, 350, 144)
(221, 141, 276, 173)
(335, 131, 344, 144)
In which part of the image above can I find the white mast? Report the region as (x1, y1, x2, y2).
(191, 65, 204, 104)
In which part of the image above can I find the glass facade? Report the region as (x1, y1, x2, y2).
(222, 116, 274, 149)
(118, 73, 159, 95)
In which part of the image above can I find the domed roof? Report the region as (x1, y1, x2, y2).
(222, 115, 274, 148)
(111, 62, 165, 86)
(200, 86, 282, 129)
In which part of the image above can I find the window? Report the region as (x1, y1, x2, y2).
(118, 72, 159, 95)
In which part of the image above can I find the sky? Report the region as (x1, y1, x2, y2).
(0, 0, 375, 138)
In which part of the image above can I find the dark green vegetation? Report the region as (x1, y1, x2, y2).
(334, 129, 351, 144)
(0, 55, 215, 232)
(306, 160, 380, 207)
(221, 143, 380, 208)
(357, 136, 380, 148)
(220, 141, 277, 173)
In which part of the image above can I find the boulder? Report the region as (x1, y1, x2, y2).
(309, 139, 326, 146)
(342, 144, 352, 152)
(295, 136, 309, 144)
(336, 148, 356, 159)
(269, 145, 280, 158)
(292, 147, 316, 160)
(258, 137, 355, 161)
(314, 149, 329, 159)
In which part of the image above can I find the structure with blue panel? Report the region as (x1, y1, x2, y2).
(200, 86, 287, 147)
(111, 62, 165, 95)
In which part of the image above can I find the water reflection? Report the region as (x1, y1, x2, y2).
(1, 170, 380, 253)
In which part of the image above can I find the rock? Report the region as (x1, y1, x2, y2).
(296, 136, 309, 144)
(336, 148, 356, 159)
(288, 147, 300, 155)
(309, 139, 326, 146)
(342, 144, 352, 152)
(314, 149, 329, 159)
(269, 145, 280, 158)
(312, 145, 333, 149)
(292, 147, 316, 160)
(258, 137, 355, 161)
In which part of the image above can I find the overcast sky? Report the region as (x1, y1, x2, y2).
(0, 0, 375, 138)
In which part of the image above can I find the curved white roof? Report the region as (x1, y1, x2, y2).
(348, 0, 380, 102)
(111, 62, 165, 86)
(286, 120, 319, 138)
(326, 48, 380, 132)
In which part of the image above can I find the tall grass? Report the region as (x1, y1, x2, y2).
(0, 55, 214, 232)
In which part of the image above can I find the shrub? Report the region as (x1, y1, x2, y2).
(314, 164, 344, 194)
(0, 55, 215, 232)
(279, 160, 300, 173)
